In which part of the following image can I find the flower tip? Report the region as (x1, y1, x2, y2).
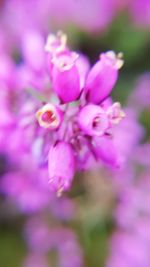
(44, 31, 67, 54)
(52, 51, 79, 72)
(101, 51, 124, 70)
(116, 52, 124, 69)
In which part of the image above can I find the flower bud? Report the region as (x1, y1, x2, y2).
(84, 51, 123, 104)
(51, 51, 80, 103)
(78, 104, 109, 136)
(36, 103, 63, 130)
(48, 141, 75, 194)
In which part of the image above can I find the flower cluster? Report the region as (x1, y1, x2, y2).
(31, 32, 125, 195)
(0, 30, 125, 198)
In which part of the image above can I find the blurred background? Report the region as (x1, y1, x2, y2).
(0, 0, 150, 266)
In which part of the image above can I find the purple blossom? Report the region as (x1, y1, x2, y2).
(0, 31, 126, 195)
(36, 103, 63, 130)
(84, 51, 123, 104)
(48, 141, 76, 194)
(78, 104, 109, 136)
(51, 51, 81, 103)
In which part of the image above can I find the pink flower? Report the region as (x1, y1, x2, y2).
(0, 31, 126, 196)
(36, 103, 63, 130)
(84, 51, 123, 104)
(51, 51, 80, 103)
(48, 141, 75, 194)
(78, 104, 109, 136)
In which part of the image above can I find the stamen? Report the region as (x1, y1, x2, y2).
(36, 103, 60, 129)
(41, 111, 56, 123)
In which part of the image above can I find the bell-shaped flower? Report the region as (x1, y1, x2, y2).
(36, 103, 63, 130)
(51, 51, 80, 103)
(84, 51, 123, 104)
(78, 104, 109, 136)
(48, 141, 75, 195)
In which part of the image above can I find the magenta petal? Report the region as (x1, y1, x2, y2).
(52, 64, 80, 103)
(84, 52, 119, 104)
(93, 136, 120, 168)
(51, 51, 80, 103)
(78, 104, 109, 136)
(75, 54, 90, 88)
(48, 141, 75, 193)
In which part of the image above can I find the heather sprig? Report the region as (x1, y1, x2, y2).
(32, 31, 125, 195)
(0, 31, 125, 196)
